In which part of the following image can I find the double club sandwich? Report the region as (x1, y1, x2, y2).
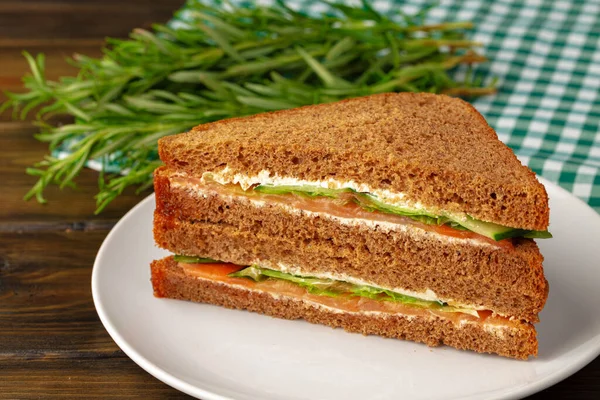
(151, 92, 551, 360)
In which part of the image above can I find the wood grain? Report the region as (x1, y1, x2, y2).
(0, 229, 192, 399)
(0, 358, 189, 399)
(0, 121, 151, 226)
(0, 0, 598, 399)
(0, 1, 180, 41)
(0, 231, 117, 356)
(0, 1, 191, 398)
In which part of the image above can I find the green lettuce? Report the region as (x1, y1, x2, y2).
(230, 265, 479, 317)
(173, 255, 224, 264)
(230, 265, 352, 297)
(254, 184, 354, 198)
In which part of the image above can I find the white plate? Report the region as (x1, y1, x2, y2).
(92, 178, 600, 400)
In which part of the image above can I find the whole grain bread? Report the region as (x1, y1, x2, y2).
(151, 256, 538, 360)
(158, 93, 549, 230)
(153, 169, 548, 322)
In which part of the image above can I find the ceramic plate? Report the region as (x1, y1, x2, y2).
(92, 178, 600, 400)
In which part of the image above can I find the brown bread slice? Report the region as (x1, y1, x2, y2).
(153, 168, 548, 322)
(151, 256, 538, 360)
(158, 93, 549, 230)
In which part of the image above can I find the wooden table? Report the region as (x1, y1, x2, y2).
(0, 1, 598, 398)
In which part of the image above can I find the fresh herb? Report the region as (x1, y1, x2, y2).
(1, 0, 495, 212)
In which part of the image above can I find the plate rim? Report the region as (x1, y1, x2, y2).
(92, 178, 600, 400)
(92, 194, 228, 400)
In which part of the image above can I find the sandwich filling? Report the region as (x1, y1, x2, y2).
(191, 168, 551, 241)
(175, 256, 521, 332)
(170, 170, 550, 246)
(242, 259, 493, 312)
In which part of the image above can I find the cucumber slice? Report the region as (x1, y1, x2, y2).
(456, 217, 552, 241)
(456, 216, 515, 241)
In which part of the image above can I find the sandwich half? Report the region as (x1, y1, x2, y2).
(151, 92, 550, 360)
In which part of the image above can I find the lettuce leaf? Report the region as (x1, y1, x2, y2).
(254, 184, 354, 198)
(521, 230, 553, 239)
(351, 285, 443, 307)
(230, 265, 352, 297)
(353, 193, 438, 218)
(230, 265, 479, 317)
(173, 255, 224, 263)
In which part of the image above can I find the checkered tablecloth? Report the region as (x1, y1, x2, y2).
(60, 0, 600, 213)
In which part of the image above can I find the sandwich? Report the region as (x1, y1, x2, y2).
(150, 92, 551, 360)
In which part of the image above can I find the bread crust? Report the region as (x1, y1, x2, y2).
(158, 93, 549, 230)
(153, 169, 549, 322)
(151, 256, 538, 360)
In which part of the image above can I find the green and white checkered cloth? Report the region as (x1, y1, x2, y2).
(60, 0, 600, 213)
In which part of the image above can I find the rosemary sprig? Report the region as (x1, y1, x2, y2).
(1, 0, 495, 213)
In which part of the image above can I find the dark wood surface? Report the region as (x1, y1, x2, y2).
(0, 1, 598, 399)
